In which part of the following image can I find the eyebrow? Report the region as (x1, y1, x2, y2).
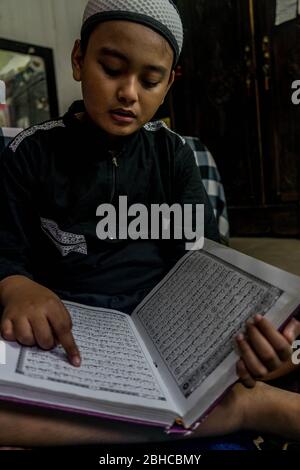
(98, 47, 168, 77)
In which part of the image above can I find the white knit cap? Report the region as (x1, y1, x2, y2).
(81, 0, 183, 65)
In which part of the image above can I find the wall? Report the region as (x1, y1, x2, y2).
(0, 0, 87, 114)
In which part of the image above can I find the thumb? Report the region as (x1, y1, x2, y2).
(282, 318, 300, 344)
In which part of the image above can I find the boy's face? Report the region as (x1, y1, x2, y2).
(72, 21, 175, 140)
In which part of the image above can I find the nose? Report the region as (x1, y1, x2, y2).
(117, 75, 138, 105)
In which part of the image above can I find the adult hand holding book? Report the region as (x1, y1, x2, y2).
(0, 275, 81, 367)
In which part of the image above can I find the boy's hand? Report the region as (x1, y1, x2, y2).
(0, 276, 81, 367)
(236, 314, 300, 387)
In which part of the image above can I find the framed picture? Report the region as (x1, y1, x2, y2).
(0, 37, 58, 128)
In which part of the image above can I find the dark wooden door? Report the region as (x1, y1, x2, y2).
(254, 0, 300, 235)
(172, 0, 300, 236)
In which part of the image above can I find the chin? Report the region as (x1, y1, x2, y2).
(104, 123, 141, 137)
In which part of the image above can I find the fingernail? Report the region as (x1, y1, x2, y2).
(236, 333, 244, 342)
(254, 314, 263, 322)
(72, 355, 81, 367)
(246, 318, 254, 326)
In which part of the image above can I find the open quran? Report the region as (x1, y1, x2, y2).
(1, 239, 300, 433)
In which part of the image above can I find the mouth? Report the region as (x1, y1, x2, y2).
(110, 109, 137, 124)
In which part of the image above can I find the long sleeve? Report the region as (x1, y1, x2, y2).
(0, 144, 38, 282)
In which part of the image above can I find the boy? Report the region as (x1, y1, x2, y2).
(0, 0, 299, 446)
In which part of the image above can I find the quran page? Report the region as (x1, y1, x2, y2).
(0, 302, 175, 417)
(132, 239, 300, 424)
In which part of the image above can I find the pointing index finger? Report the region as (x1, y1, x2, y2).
(58, 330, 81, 367)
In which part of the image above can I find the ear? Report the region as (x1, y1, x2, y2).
(161, 70, 175, 104)
(71, 39, 83, 82)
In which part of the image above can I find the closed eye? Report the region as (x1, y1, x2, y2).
(101, 63, 161, 88)
(101, 64, 122, 77)
(142, 80, 160, 89)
